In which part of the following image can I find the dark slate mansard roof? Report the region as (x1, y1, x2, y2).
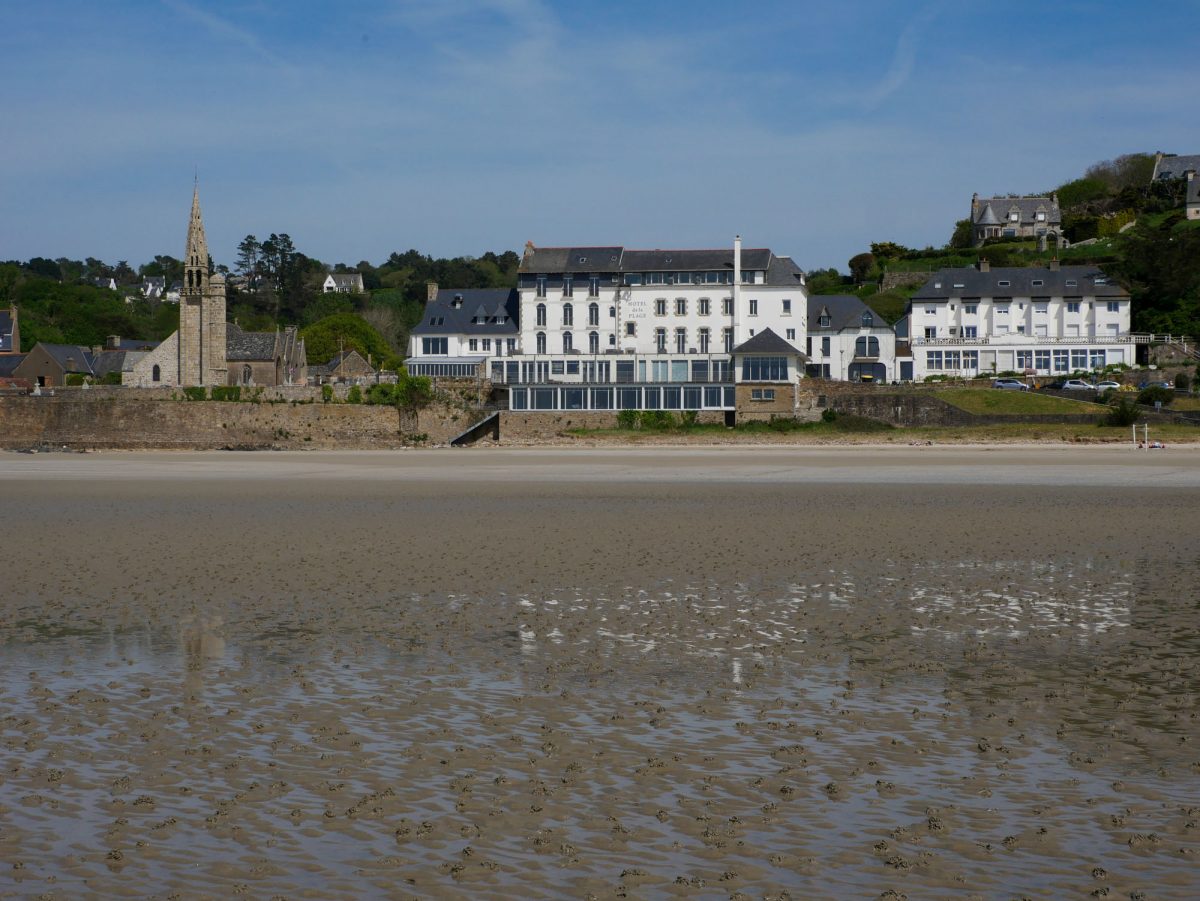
(411, 288, 520, 336)
(519, 245, 805, 287)
(808, 295, 885, 332)
(913, 265, 1129, 301)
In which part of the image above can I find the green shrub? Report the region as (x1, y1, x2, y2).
(65, 374, 88, 386)
(616, 409, 639, 430)
(1175, 372, 1191, 392)
(639, 410, 676, 430)
(346, 385, 363, 404)
(183, 386, 207, 401)
(821, 408, 838, 423)
(321, 383, 334, 403)
(100, 371, 122, 385)
(211, 385, 241, 402)
(366, 383, 397, 406)
(1105, 397, 1140, 426)
(679, 410, 698, 429)
(1137, 385, 1174, 406)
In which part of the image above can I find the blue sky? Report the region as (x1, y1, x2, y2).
(2, 0, 1198, 273)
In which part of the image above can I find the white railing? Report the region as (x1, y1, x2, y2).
(912, 334, 1140, 347)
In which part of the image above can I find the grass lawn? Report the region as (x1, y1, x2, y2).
(1169, 396, 1200, 411)
(938, 388, 1101, 415)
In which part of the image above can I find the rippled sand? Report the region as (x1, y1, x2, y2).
(1, 449, 1198, 899)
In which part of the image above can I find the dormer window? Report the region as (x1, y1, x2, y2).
(1065, 279, 1077, 287)
(1009, 212, 1020, 222)
(578, 256, 587, 264)
(1036, 212, 1046, 221)
(1094, 277, 1107, 285)
(997, 280, 1010, 287)
(1031, 279, 1044, 287)
(818, 314, 831, 328)
(861, 312, 874, 328)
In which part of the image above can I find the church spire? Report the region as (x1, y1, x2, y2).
(184, 185, 209, 295)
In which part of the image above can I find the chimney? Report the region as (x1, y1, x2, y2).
(1049, 258, 1060, 271)
(426, 281, 438, 303)
(977, 258, 990, 272)
(732, 235, 742, 341)
(106, 335, 120, 350)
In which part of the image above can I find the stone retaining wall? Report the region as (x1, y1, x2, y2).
(0, 395, 470, 450)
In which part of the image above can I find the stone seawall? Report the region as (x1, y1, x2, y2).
(0, 395, 472, 450)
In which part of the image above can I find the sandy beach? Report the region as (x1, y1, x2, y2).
(2, 448, 1198, 899)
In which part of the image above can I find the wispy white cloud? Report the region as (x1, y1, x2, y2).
(160, 0, 299, 77)
(861, 2, 944, 109)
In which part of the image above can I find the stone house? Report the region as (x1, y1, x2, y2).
(13, 343, 95, 387)
(309, 349, 375, 384)
(0, 306, 19, 354)
(970, 194, 1061, 246)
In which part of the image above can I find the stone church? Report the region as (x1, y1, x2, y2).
(129, 188, 305, 388)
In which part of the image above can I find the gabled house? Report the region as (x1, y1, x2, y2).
(308, 349, 375, 384)
(13, 343, 95, 387)
(322, 272, 364, 294)
(142, 276, 166, 299)
(92, 276, 118, 291)
(970, 194, 1061, 246)
(0, 306, 19, 354)
(805, 295, 896, 382)
(1187, 171, 1199, 221)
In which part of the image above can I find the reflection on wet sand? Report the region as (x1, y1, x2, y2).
(2, 460, 1198, 898)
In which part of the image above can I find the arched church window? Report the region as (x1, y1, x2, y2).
(152, 364, 161, 382)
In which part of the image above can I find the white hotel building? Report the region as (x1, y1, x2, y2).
(900, 260, 1133, 380)
(407, 238, 811, 415)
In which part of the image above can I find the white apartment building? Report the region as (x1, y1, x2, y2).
(404, 237, 811, 414)
(905, 261, 1132, 380)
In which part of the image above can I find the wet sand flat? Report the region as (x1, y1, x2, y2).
(2, 448, 1198, 899)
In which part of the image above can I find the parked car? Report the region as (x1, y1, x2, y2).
(1062, 379, 1096, 390)
(1041, 380, 1066, 390)
(992, 378, 1029, 391)
(1137, 380, 1174, 390)
(1095, 380, 1122, 391)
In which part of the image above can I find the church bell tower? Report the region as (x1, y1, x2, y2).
(178, 185, 227, 386)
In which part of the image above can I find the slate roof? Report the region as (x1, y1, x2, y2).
(0, 354, 25, 376)
(91, 351, 139, 379)
(972, 196, 1061, 226)
(731, 328, 808, 359)
(108, 338, 159, 352)
(326, 273, 364, 288)
(807, 295, 885, 332)
(1152, 153, 1200, 181)
(37, 343, 96, 373)
(226, 322, 278, 361)
(912, 265, 1129, 301)
(518, 244, 801, 285)
(411, 288, 520, 336)
(1188, 174, 1200, 206)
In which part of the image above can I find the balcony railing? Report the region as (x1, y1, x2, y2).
(912, 334, 1144, 347)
